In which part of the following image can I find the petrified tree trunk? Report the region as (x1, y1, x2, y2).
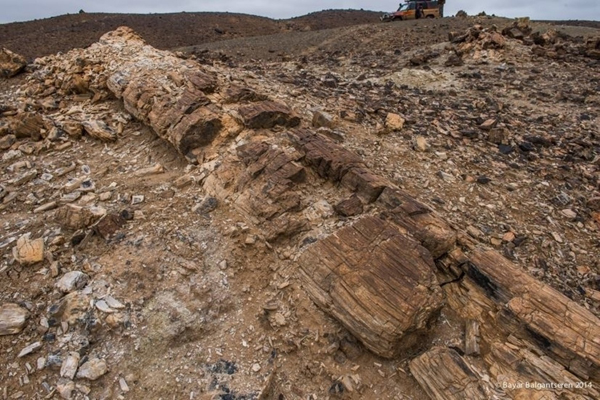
(297, 216, 445, 358)
(91, 27, 299, 157)
(97, 28, 222, 156)
(288, 129, 389, 202)
(467, 250, 600, 380)
(410, 347, 505, 400)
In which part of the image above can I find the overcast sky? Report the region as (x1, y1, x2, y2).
(0, 0, 598, 24)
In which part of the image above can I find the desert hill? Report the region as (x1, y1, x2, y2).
(0, 10, 381, 60)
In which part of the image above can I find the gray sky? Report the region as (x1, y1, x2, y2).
(0, 0, 598, 24)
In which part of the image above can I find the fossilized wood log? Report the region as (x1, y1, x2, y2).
(487, 340, 600, 399)
(88, 27, 225, 156)
(298, 216, 444, 358)
(288, 129, 390, 202)
(232, 141, 305, 222)
(379, 187, 456, 258)
(468, 250, 600, 380)
(410, 347, 505, 400)
(238, 101, 300, 129)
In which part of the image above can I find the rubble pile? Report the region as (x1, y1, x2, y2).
(449, 18, 600, 61)
(1, 17, 600, 400)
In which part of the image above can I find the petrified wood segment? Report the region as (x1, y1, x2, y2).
(379, 187, 456, 258)
(289, 129, 390, 202)
(223, 85, 266, 104)
(238, 101, 300, 129)
(289, 128, 363, 180)
(487, 341, 600, 399)
(298, 216, 444, 358)
(410, 347, 500, 400)
(96, 27, 224, 156)
(468, 250, 600, 379)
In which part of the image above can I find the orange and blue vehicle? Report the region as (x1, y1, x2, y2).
(381, 0, 445, 21)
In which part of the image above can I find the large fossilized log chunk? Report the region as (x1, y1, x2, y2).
(468, 250, 600, 380)
(96, 27, 224, 156)
(298, 216, 444, 358)
(410, 347, 502, 400)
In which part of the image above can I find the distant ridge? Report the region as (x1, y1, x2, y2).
(0, 10, 381, 60)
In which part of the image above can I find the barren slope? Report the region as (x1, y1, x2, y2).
(0, 10, 381, 61)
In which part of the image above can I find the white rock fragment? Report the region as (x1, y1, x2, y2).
(134, 164, 164, 176)
(131, 195, 145, 205)
(60, 191, 82, 203)
(0, 303, 29, 335)
(119, 377, 130, 392)
(560, 209, 577, 220)
(56, 271, 89, 293)
(57, 379, 75, 399)
(437, 171, 456, 182)
(104, 296, 125, 310)
(60, 352, 80, 379)
(18, 341, 42, 358)
(99, 191, 112, 201)
(95, 300, 114, 313)
(251, 363, 261, 373)
(76, 358, 108, 380)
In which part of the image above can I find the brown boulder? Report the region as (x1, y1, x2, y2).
(0, 48, 27, 78)
(13, 234, 44, 265)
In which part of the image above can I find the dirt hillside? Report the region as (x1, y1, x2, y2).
(0, 10, 381, 61)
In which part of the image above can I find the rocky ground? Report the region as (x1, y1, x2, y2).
(0, 11, 600, 400)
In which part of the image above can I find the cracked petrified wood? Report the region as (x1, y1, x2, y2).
(410, 347, 503, 400)
(95, 28, 224, 156)
(298, 215, 444, 358)
(467, 250, 600, 381)
(379, 187, 456, 258)
(238, 101, 300, 129)
(289, 129, 389, 202)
